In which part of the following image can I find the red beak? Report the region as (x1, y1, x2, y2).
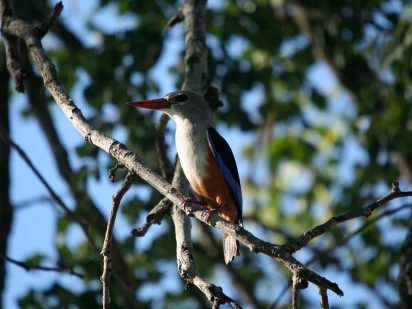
(127, 98, 171, 110)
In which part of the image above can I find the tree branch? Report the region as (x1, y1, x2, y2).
(318, 286, 329, 309)
(131, 197, 172, 237)
(101, 172, 135, 309)
(0, 0, 26, 92)
(0, 47, 12, 306)
(10, 3, 140, 305)
(291, 272, 299, 309)
(284, 182, 412, 253)
(32, 1, 62, 38)
(0, 0, 344, 300)
(4, 1, 412, 307)
(0, 124, 98, 251)
(0, 254, 83, 279)
(271, 203, 412, 308)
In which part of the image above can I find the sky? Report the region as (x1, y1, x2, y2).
(2, 0, 409, 308)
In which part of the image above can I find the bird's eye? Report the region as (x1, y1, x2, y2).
(175, 93, 188, 102)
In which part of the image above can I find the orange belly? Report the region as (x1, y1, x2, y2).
(189, 148, 238, 223)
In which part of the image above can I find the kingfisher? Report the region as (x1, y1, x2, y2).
(128, 90, 242, 264)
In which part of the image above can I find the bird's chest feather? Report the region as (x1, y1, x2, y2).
(175, 120, 209, 186)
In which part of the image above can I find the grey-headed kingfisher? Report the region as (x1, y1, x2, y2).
(128, 90, 242, 264)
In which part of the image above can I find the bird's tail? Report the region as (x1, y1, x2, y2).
(222, 232, 239, 264)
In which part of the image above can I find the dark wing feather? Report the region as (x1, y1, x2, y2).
(207, 127, 243, 224)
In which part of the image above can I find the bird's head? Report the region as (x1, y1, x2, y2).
(127, 90, 211, 124)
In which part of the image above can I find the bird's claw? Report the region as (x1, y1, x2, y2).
(204, 203, 223, 222)
(204, 208, 216, 222)
(182, 197, 206, 211)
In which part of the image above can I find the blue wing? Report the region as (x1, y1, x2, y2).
(207, 127, 243, 224)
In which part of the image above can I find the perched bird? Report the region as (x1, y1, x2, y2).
(128, 90, 242, 264)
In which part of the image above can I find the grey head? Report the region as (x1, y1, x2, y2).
(163, 90, 212, 124)
(128, 90, 212, 125)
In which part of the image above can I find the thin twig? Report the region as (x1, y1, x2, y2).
(163, 6, 184, 33)
(0, 124, 98, 252)
(271, 204, 412, 309)
(285, 182, 412, 253)
(0, 254, 83, 278)
(101, 172, 135, 309)
(14, 195, 54, 210)
(131, 197, 172, 237)
(339, 203, 412, 246)
(108, 163, 125, 182)
(33, 1, 63, 38)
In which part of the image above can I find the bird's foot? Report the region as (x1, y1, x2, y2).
(182, 197, 206, 208)
(204, 203, 223, 222)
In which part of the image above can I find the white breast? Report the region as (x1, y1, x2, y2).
(174, 118, 209, 187)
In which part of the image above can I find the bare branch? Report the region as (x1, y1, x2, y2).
(131, 197, 172, 237)
(0, 124, 98, 252)
(0, 0, 26, 92)
(108, 163, 125, 182)
(291, 272, 299, 309)
(33, 1, 63, 38)
(0, 49, 12, 305)
(271, 204, 412, 309)
(317, 286, 329, 309)
(285, 182, 412, 253)
(164, 6, 184, 33)
(5, 0, 412, 306)
(101, 172, 135, 309)
(0, 2, 345, 299)
(182, 0, 208, 93)
(0, 254, 83, 278)
(14, 195, 54, 210)
(339, 203, 412, 246)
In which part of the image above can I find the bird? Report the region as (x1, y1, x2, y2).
(128, 90, 243, 264)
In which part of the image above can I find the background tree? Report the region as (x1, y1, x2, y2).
(1, 0, 412, 308)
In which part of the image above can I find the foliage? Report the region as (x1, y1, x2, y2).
(3, 0, 412, 308)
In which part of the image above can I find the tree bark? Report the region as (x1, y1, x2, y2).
(0, 47, 12, 307)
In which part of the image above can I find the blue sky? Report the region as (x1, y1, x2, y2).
(2, 0, 409, 308)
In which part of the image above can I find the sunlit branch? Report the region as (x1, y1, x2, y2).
(285, 182, 412, 253)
